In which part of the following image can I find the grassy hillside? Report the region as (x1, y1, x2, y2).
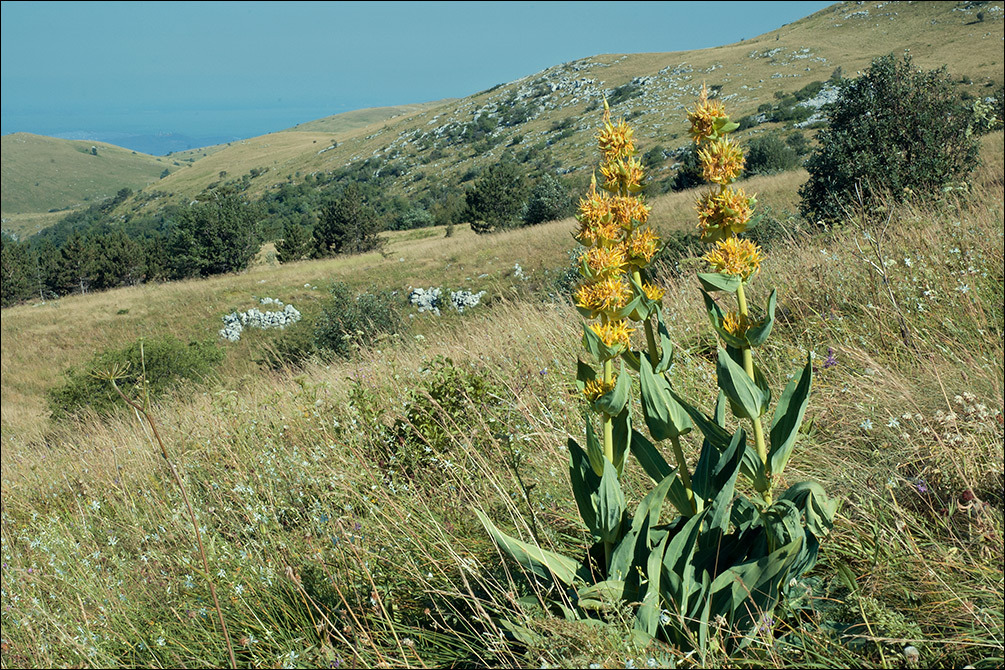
(0, 129, 1001, 667)
(286, 100, 454, 134)
(93, 0, 1003, 221)
(0, 133, 176, 220)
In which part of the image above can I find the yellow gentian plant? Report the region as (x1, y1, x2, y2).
(479, 90, 836, 654)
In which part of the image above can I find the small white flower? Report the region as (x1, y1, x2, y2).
(886, 417, 900, 428)
(860, 419, 874, 431)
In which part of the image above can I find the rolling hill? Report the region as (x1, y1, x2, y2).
(3, 0, 1002, 236)
(0, 134, 175, 227)
(87, 0, 1005, 222)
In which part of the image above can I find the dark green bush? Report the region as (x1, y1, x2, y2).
(48, 336, 223, 419)
(313, 282, 403, 358)
(670, 144, 705, 192)
(800, 54, 981, 224)
(523, 174, 572, 225)
(745, 133, 800, 175)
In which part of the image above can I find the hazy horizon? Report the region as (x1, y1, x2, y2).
(2, 1, 833, 155)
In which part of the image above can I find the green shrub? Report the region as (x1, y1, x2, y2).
(48, 336, 223, 419)
(385, 356, 504, 474)
(523, 174, 573, 225)
(800, 54, 981, 224)
(670, 144, 704, 191)
(745, 133, 799, 175)
(313, 282, 403, 358)
(466, 161, 529, 234)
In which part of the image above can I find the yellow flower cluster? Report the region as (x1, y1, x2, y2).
(590, 320, 635, 350)
(702, 237, 763, 280)
(697, 136, 745, 185)
(721, 311, 761, 338)
(583, 378, 617, 402)
(687, 84, 727, 145)
(695, 187, 755, 243)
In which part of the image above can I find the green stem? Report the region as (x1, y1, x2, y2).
(670, 434, 700, 514)
(735, 282, 772, 504)
(602, 357, 614, 464)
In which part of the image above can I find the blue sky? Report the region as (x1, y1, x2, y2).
(1, 1, 833, 147)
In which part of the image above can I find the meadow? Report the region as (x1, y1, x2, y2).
(1, 116, 1002, 668)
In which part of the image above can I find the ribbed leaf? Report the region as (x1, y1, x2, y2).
(585, 416, 605, 477)
(778, 480, 837, 540)
(698, 272, 741, 294)
(568, 438, 601, 539)
(611, 406, 631, 476)
(596, 361, 631, 417)
(597, 458, 626, 544)
(702, 289, 747, 349)
(768, 356, 812, 476)
(636, 534, 670, 636)
(639, 355, 692, 440)
(475, 509, 581, 586)
(716, 347, 769, 420)
(744, 289, 777, 347)
(628, 430, 693, 516)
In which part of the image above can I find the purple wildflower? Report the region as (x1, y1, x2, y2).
(823, 348, 837, 369)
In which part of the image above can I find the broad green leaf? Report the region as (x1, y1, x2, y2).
(744, 289, 777, 347)
(762, 499, 803, 552)
(742, 444, 770, 492)
(597, 458, 626, 544)
(610, 472, 677, 582)
(716, 348, 769, 420)
(613, 294, 644, 321)
(702, 290, 747, 349)
(611, 406, 631, 476)
(636, 534, 669, 636)
(706, 537, 803, 643)
(655, 306, 675, 374)
(568, 438, 601, 538)
(768, 356, 813, 476)
(577, 579, 626, 611)
(475, 509, 581, 586)
(639, 354, 692, 440)
(697, 429, 746, 536)
(698, 272, 741, 294)
(669, 388, 734, 453)
(661, 510, 706, 618)
(629, 430, 693, 517)
(778, 481, 837, 540)
(629, 429, 672, 482)
(575, 359, 597, 394)
(585, 417, 605, 477)
(596, 361, 631, 417)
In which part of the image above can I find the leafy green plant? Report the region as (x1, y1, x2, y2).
(745, 133, 799, 175)
(48, 335, 223, 419)
(385, 356, 504, 475)
(479, 92, 836, 654)
(313, 282, 404, 359)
